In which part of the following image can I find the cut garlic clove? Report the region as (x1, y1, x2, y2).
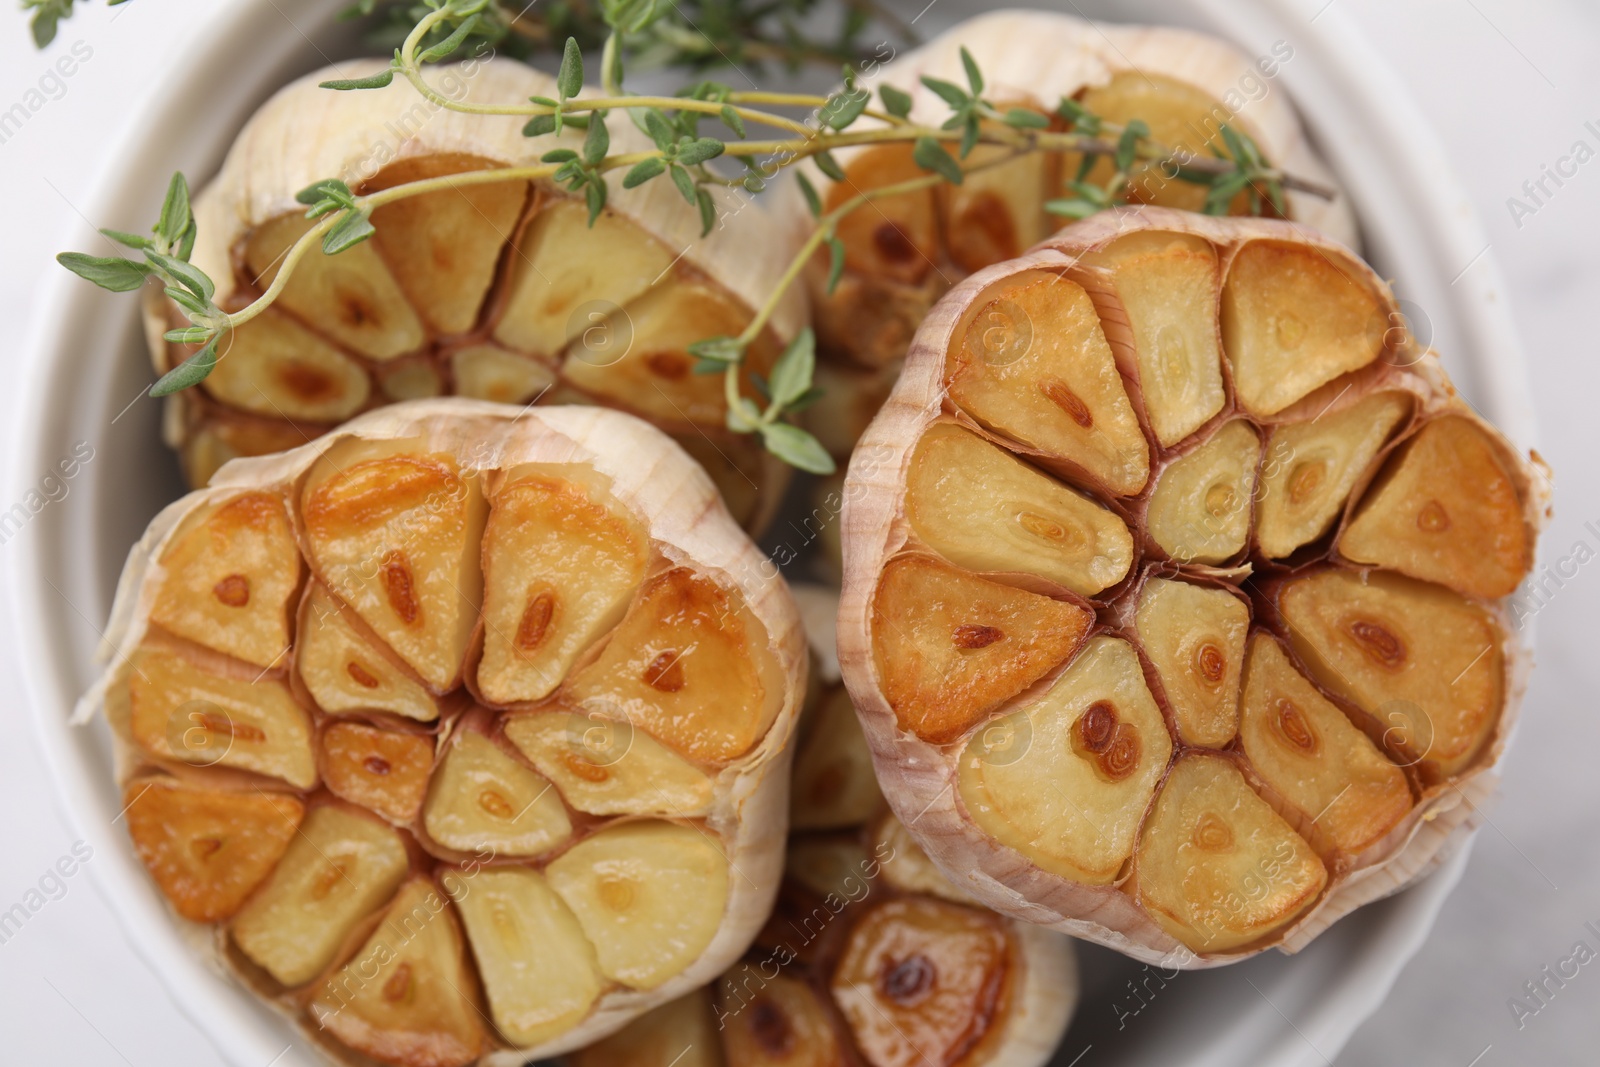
(565, 567, 775, 763)
(320, 721, 434, 825)
(946, 271, 1150, 495)
(1221, 239, 1389, 416)
(493, 198, 675, 357)
(1255, 390, 1411, 559)
(905, 422, 1133, 597)
(504, 710, 714, 818)
(448, 865, 604, 1048)
(1276, 567, 1503, 778)
(123, 778, 303, 924)
(1145, 419, 1260, 564)
(1134, 577, 1249, 748)
(1238, 634, 1412, 856)
(1134, 754, 1326, 953)
(422, 730, 571, 858)
(478, 467, 649, 705)
(1080, 231, 1225, 447)
(199, 309, 371, 423)
(830, 898, 1012, 1067)
(301, 442, 486, 690)
(309, 877, 487, 1067)
(871, 554, 1094, 745)
(568, 990, 725, 1067)
(827, 144, 940, 286)
(244, 213, 424, 362)
(450, 344, 556, 405)
(546, 821, 729, 991)
(366, 156, 527, 337)
(958, 636, 1172, 884)
(127, 643, 315, 788)
(559, 280, 773, 432)
(297, 584, 439, 723)
(232, 804, 410, 988)
(721, 972, 847, 1067)
(1341, 416, 1532, 599)
(149, 490, 300, 668)
(870, 813, 972, 904)
(939, 139, 1052, 273)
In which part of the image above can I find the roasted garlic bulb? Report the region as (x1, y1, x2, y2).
(150, 58, 803, 529)
(84, 401, 806, 1064)
(799, 10, 1355, 381)
(836, 208, 1546, 966)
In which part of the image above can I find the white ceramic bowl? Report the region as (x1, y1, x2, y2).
(10, 1, 1533, 1064)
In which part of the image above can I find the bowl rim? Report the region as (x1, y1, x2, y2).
(7, 0, 1532, 1064)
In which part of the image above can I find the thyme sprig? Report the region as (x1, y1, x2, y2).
(341, 0, 909, 74)
(56, 0, 1331, 475)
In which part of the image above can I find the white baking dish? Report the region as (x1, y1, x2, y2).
(8, 0, 1532, 1064)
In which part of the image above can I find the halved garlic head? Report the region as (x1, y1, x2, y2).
(155, 60, 802, 532)
(90, 402, 805, 1061)
(838, 207, 1542, 965)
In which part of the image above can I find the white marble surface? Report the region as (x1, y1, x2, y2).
(0, 1, 1594, 1064)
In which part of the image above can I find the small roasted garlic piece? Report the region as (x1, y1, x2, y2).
(87, 401, 806, 1064)
(838, 207, 1544, 965)
(568, 827, 1078, 1067)
(150, 59, 803, 532)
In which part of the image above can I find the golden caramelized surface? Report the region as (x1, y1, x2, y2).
(906, 423, 1134, 597)
(958, 637, 1173, 884)
(871, 554, 1093, 745)
(1278, 568, 1504, 777)
(232, 804, 411, 987)
(128, 643, 316, 788)
(1341, 415, 1531, 598)
(1220, 239, 1388, 416)
(546, 821, 730, 991)
(566, 567, 773, 763)
(1255, 391, 1411, 559)
(946, 272, 1150, 496)
(309, 877, 487, 1067)
(448, 866, 604, 1047)
(1238, 635, 1412, 856)
(302, 446, 485, 690)
(478, 469, 648, 705)
(149, 491, 300, 668)
(123, 779, 303, 923)
(168, 177, 790, 523)
(858, 212, 1534, 960)
(1135, 755, 1327, 952)
(321, 721, 435, 825)
(570, 990, 727, 1067)
(1135, 579, 1248, 748)
(721, 973, 847, 1067)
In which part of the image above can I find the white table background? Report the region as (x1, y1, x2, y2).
(0, 1, 1594, 1063)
